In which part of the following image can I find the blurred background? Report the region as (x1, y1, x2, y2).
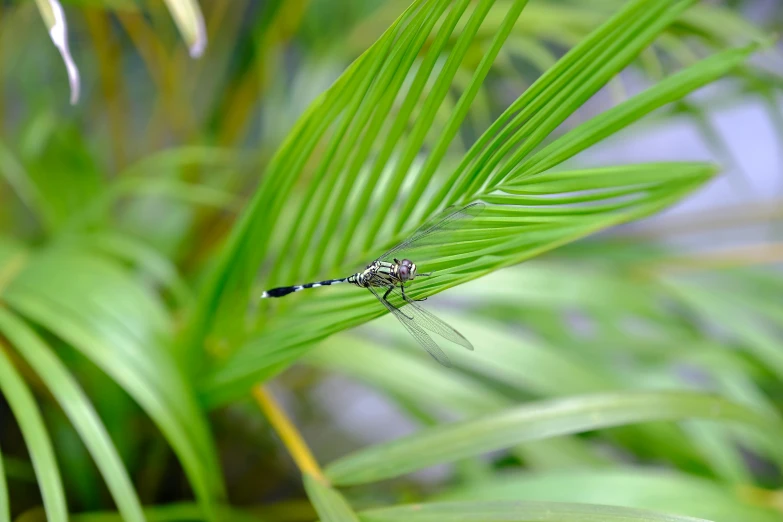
(2, 0, 783, 521)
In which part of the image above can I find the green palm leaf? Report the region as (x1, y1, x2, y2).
(440, 468, 781, 521)
(188, 0, 763, 408)
(0, 247, 223, 519)
(2, 0, 779, 517)
(357, 501, 713, 522)
(0, 344, 67, 521)
(0, 307, 146, 522)
(323, 390, 782, 485)
(304, 474, 361, 522)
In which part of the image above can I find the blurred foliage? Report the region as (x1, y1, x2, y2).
(1, 0, 783, 521)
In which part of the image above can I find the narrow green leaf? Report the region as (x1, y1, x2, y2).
(307, 0, 455, 277)
(511, 42, 763, 180)
(325, 391, 779, 485)
(0, 307, 146, 522)
(331, 0, 466, 268)
(184, 22, 378, 350)
(441, 468, 781, 522)
(307, 334, 509, 415)
(359, 0, 495, 253)
(0, 346, 67, 521)
(359, 501, 711, 522)
(664, 277, 783, 381)
(363, 312, 616, 398)
(3, 250, 223, 519)
(307, 331, 607, 468)
(438, 0, 694, 206)
(303, 474, 361, 522)
(286, 1, 438, 282)
(393, 0, 530, 231)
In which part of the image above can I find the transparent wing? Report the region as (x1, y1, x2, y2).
(367, 286, 451, 367)
(391, 286, 473, 350)
(377, 202, 485, 262)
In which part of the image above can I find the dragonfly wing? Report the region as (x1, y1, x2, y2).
(368, 286, 451, 367)
(378, 202, 485, 262)
(394, 287, 473, 350)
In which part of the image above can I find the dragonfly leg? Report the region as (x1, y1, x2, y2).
(384, 285, 413, 319)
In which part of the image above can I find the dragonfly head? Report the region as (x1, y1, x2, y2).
(398, 259, 416, 281)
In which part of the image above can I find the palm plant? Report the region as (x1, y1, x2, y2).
(0, 0, 782, 521)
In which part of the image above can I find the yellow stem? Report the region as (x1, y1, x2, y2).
(252, 384, 327, 484)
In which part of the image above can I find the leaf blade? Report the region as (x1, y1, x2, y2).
(304, 474, 361, 522)
(0, 307, 147, 522)
(0, 344, 67, 521)
(325, 391, 780, 485)
(359, 501, 712, 522)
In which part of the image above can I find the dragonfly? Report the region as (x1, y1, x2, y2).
(261, 201, 485, 366)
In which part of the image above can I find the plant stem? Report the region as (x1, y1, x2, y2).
(252, 385, 327, 483)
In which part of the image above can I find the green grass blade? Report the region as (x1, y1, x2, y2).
(304, 474, 361, 522)
(0, 307, 146, 522)
(324, 391, 780, 485)
(358, 501, 712, 522)
(0, 345, 67, 521)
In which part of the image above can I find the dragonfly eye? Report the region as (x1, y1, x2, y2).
(399, 264, 410, 280)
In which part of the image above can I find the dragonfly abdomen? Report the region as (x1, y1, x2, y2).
(261, 277, 349, 298)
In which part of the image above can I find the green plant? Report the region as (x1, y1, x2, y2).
(0, 0, 781, 521)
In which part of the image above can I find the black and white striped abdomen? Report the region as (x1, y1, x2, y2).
(261, 277, 349, 298)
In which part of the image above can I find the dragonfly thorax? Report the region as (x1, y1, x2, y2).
(351, 259, 418, 288)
